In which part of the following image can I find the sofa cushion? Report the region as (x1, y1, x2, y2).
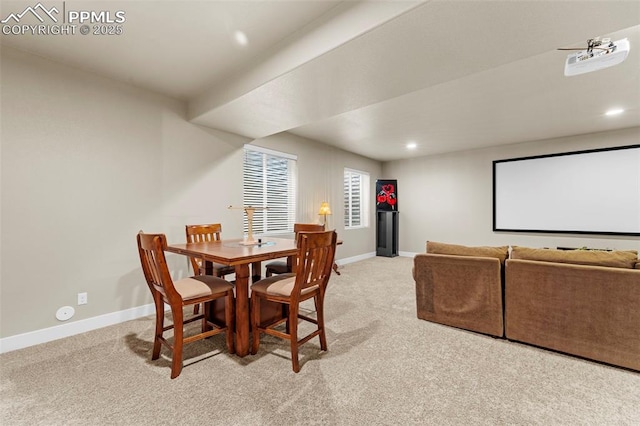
(511, 246, 638, 269)
(426, 241, 509, 264)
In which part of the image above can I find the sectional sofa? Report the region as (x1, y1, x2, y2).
(413, 241, 507, 338)
(413, 241, 640, 371)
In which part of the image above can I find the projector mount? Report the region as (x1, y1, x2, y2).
(558, 37, 630, 76)
(557, 37, 616, 59)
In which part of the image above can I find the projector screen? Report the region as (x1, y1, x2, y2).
(493, 145, 640, 236)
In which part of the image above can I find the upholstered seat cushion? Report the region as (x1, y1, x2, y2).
(174, 275, 233, 300)
(195, 260, 234, 276)
(265, 260, 289, 274)
(212, 263, 235, 275)
(251, 273, 318, 297)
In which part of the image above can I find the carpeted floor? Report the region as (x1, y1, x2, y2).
(1, 256, 639, 425)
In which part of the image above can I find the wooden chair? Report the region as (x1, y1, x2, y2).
(186, 224, 235, 314)
(264, 223, 325, 277)
(185, 223, 235, 277)
(250, 230, 337, 372)
(137, 232, 235, 379)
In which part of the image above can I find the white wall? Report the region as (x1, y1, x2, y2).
(0, 47, 247, 340)
(383, 127, 640, 254)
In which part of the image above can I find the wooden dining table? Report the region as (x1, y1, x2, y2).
(166, 237, 298, 357)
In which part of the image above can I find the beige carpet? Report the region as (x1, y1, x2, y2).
(2, 256, 639, 425)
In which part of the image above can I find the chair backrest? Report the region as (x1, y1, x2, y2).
(185, 224, 224, 275)
(293, 230, 337, 299)
(293, 223, 325, 234)
(285, 224, 326, 269)
(137, 232, 180, 303)
(186, 223, 224, 242)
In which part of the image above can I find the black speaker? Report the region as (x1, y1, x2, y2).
(376, 211, 398, 257)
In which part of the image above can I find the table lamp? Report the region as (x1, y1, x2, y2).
(318, 201, 332, 229)
(228, 205, 268, 245)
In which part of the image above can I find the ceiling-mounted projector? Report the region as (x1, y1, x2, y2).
(561, 38, 630, 76)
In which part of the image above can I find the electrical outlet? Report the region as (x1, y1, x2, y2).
(78, 292, 88, 305)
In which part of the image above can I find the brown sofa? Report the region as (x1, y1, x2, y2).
(414, 242, 640, 370)
(506, 247, 640, 371)
(413, 241, 507, 337)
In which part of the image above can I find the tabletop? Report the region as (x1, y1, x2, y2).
(166, 237, 298, 266)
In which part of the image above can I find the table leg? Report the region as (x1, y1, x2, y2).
(203, 258, 213, 275)
(251, 261, 262, 283)
(234, 263, 250, 357)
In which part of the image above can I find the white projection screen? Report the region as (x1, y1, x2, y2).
(493, 145, 640, 236)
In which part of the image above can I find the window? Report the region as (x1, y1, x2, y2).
(344, 168, 370, 228)
(243, 145, 297, 235)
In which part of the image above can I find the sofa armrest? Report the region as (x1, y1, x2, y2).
(414, 253, 504, 337)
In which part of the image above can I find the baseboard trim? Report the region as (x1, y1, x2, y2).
(0, 303, 159, 354)
(336, 251, 415, 265)
(336, 252, 376, 266)
(1, 252, 411, 354)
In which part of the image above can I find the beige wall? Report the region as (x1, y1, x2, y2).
(0, 48, 248, 338)
(4, 45, 636, 344)
(251, 132, 382, 260)
(0, 48, 380, 341)
(383, 127, 640, 253)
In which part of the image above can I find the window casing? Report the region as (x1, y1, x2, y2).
(344, 168, 370, 229)
(243, 145, 297, 235)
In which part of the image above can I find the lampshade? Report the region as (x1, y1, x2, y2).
(318, 202, 332, 215)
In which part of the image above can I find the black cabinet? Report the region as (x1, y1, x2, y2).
(376, 211, 398, 257)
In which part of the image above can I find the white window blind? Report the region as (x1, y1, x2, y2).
(243, 146, 297, 235)
(344, 168, 369, 228)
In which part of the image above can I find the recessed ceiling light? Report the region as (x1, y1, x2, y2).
(234, 30, 248, 46)
(406, 142, 417, 149)
(605, 108, 624, 116)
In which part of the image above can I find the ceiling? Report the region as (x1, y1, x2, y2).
(2, 0, 639, 161)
